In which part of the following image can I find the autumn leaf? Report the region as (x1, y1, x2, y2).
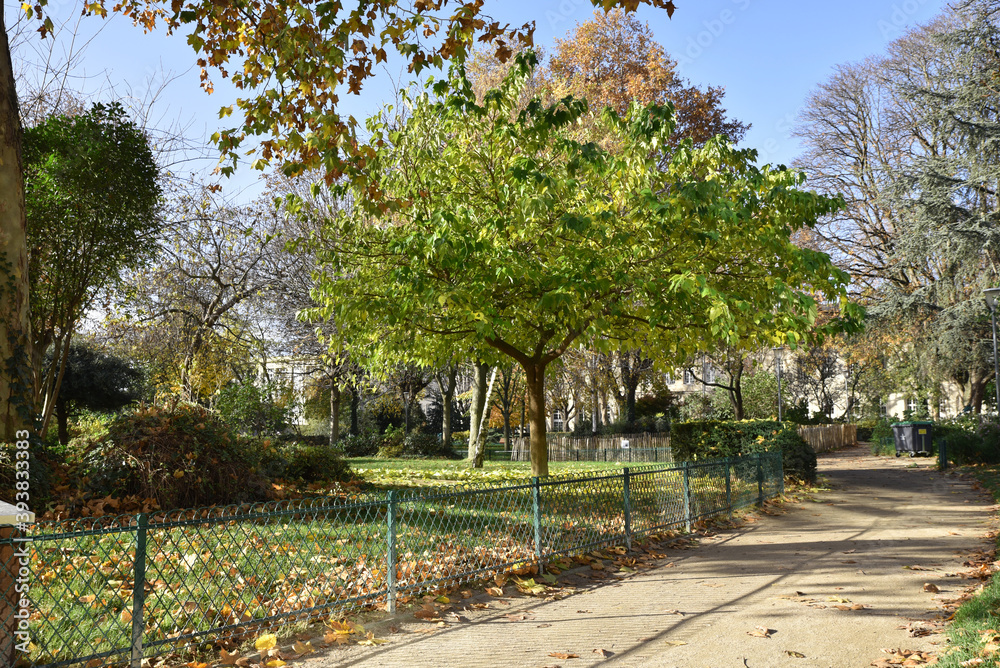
(548, 652, 579, 659)
(747, 626, 772, 638)
(255, 634, 278, 651)
(785, 650, 806, 658)
(220, 649, 241, 665)
(593, 648, 613, 657)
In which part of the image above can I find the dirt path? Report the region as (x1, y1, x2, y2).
(299, 446, 997, 668)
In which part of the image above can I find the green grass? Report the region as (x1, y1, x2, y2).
(347, 457, 636, 487)
(933, 464, 1000, 666)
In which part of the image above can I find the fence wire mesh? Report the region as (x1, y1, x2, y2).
(1, 451, 781, 667)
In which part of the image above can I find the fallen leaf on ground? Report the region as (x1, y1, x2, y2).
(923, 583, 940, 593)
(593, 648, 613, 657)
(254, 634, 277, 652)
(548, 652, 579, 659)
(785, 651, 806, 658)
(663, 640, 687, 646)
(748, 626, 772, 638)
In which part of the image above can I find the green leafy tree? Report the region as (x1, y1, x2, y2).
(1, 0, 678, 446)
(304, 54, 860, 476)
(25, 102, 160, 436)
(48, 342, 144, 446)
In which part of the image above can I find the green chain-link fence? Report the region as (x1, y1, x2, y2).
(1, 451, 782, 667)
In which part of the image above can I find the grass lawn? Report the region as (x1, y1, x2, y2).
(346, 456, 640, 487)
(932, 464, 1000, 666)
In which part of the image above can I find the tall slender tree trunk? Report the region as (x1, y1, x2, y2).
(468, 361, 488, 459)
(522, 361, 549, 477)
(329, 385, 341, 446)
(349, 387, 359, 435)
(56, 396, 69, 446)
(0, 7, 31, 442)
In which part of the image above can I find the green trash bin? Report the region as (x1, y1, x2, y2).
(891, 421, 933, 457)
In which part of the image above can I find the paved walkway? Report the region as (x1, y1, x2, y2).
(299, 446, 997, 668)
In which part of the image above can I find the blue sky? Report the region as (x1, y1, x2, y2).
(10, 0, 950, 200)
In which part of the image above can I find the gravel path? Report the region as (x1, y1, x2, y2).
(298, 446, 997, 668)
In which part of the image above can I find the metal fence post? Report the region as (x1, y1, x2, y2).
(386, 492, 398, 614)
(131, 513, 148, 668)
(682, 462, 691, 533)
(622, 468, 632, 551)
(939, 439, 948, 472)
(756, 453, 764, 507)
(532, 477, 543, 573)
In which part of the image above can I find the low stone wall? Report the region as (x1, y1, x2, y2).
(798, 424, 857, 453)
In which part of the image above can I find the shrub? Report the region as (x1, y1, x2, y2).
(671, 419, 816, 483)
(937, 418, 1000, 465)
(282, 443, 352, 483)
(216, 381, 294, 438)
(78, 403, 272, 509)
(340, 432, 383, 457)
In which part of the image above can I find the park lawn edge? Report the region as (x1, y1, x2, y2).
(927, 464, 1000, 667)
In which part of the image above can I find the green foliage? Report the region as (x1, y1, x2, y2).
(281, 443, 352, 483)
(78, 403, 272, 509)
(671, 419, 816, 482)
(936, 418, 1000, 465)
(25, 103, 161, 416)
(215, 381, 295, 438)
(302, 52, 860, 475)
(375, 426, 459, 459)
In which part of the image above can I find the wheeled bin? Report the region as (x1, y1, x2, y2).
(891, 421, 933, 457)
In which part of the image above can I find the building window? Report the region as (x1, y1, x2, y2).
(552, 410, 564, 432)
(907, 398, 918, 414)
(879, 402, 888, 416)
(683, 369, 694, 385)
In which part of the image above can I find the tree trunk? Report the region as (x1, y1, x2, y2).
(523, 361, 549, 477)
(56, 396, 69, 446)
(468, 361, 488, 459)
(437, 364, 458, 446)
(520, 386, 527, 439)
(471, 367, 496, 468)
(349, 387, 359, 435)
(404, 396, 411, 433)
(329, 385, 341, 446)
(591, 384, 599, 433)
(0, 5, 31, 441)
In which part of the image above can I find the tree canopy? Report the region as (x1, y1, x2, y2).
(24, 101, 160, 436)
(303, 54, 861, 475)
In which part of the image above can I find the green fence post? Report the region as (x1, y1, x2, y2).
(622, 468, 632, 551)
(682, 463, 691, 533)
(131, 514, 148, 668)
(939, 439, 948, 471)
(725, 458, 733, 518)
(386, 492, 398, 614)
(756, 453, 764, 507)
(532, 477, 543, 573)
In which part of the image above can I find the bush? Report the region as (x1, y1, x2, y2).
(340, 432, 383, 457)
(78, 403, 272, 509)
(937, 418, 1000, 465)
(671, 419, 816, 483)
(282, 443, 352, 483)
(216, 381, 294, 438)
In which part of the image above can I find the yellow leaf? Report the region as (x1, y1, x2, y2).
(434, 595, 450, 604)
(255, 633, 277, 651)
(265, 661, 287, 668)
(292, 641, 313, 655)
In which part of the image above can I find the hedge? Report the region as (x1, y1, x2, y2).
(671, 419, 817, 483)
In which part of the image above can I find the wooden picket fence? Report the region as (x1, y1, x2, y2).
(509, 433, 672, 462)
(797, 424, 857, 453)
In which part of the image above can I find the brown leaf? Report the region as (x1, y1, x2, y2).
(923, 583, 940, 593)
(548, 652, 579, 659)
(593, 648, 614, 657)
(747, 626, 772, 638)
(785, 650, 806, 658)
